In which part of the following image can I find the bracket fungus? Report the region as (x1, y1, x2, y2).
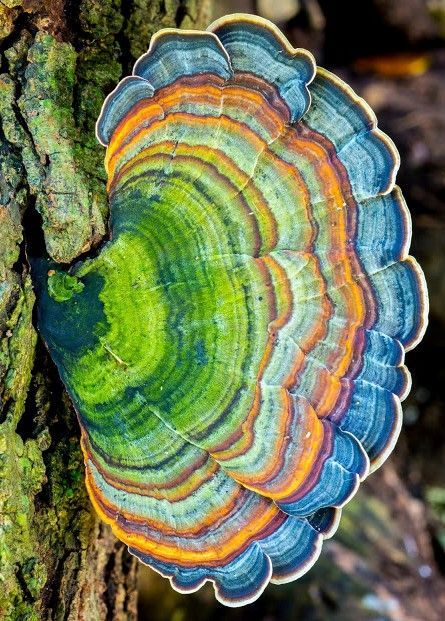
(35, 14, 428, 607)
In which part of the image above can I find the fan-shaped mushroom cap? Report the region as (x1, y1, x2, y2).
(36, 13, 428, 607)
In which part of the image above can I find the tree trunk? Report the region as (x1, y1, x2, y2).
(0, 2, 211, 619)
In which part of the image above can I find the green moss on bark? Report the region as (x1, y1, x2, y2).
(19, 32, 106, 263)
(0, 278, 44, 621)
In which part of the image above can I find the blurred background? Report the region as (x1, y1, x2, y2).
(138, 1, 445, 619)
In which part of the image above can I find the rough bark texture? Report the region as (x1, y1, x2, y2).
(0, 2, 211, 620)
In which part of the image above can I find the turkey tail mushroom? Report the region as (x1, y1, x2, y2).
(34, 13, 428, 607)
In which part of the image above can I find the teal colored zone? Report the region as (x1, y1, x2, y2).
(210, 17, 315, 121)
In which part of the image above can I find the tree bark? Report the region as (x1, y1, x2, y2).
(0, 2, 211, 620)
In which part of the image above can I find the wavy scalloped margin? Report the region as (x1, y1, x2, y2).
(302, 65, 428, 474)
(208, 13, 316, 122)
(137, 506, 343, 607)
(207, 12, 316, 71)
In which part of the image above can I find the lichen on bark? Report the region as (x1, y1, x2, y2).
(18, 31, 106, 263)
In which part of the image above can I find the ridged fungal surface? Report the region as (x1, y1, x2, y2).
(36, 14, 428, 606)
